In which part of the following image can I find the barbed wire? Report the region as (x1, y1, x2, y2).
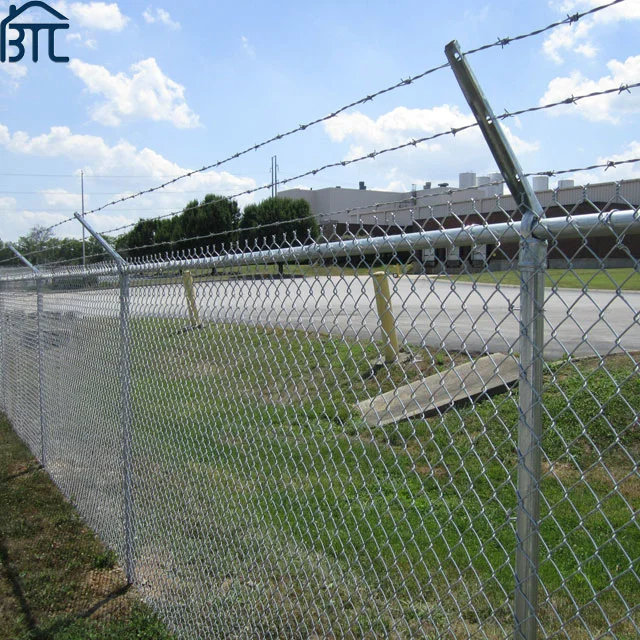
(462, 0, 626, 56)
(94, 80, 640, 238)
(3, 79, 638, 271)
(2, 153, 637, 270)
(79, 0, 626, 220)
(13, 0, 627, 239)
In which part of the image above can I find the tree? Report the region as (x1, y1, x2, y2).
(15, 225, 55, 264)
(115, 194, 239, 259)
(0, 239, 17, 266)
(239, 197, 318, 249)
(115, 218, 162, 259)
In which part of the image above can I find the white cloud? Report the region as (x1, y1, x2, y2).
(41, 188, 82, 208)
(321, 104, 538, 196)
(0, 123, 257, 236)
(0, 196, 17, 212)
(539, 55, 640, 123)
(66, 32, 98, 49)
(0, 63, 27, 89)
(53, 2, 128, 31)
(548, 140, 640, 186)
(143, 6, 180, 30)
(241, 36, 255, 58)
(324, 104, 538, 156)
(69, 58, 200, 128)
(543, 0, 640, 63)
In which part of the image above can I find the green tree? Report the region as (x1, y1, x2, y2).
(15, 225, 55, 264)
(239, 197, 318, 249)
(0, 239, 18, 266)
(115, 194, 239, 259)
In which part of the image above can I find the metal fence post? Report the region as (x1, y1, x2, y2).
(0, 279, 5, 414)
(73, 214, 136, 584)
(446, 41, 547, 640)
(8, 245, 47, 467)
(36, 277, 47, 467)
(119, 269, 135, 583)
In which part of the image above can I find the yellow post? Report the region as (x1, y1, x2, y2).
(182, 270, 201, 327)
(372, 271, 399, 363)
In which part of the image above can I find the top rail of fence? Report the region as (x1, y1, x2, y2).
(1, 208, 638, 282)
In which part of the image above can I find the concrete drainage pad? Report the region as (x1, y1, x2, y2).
(357, 353, 520, 427)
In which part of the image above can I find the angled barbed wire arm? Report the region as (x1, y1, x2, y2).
(445, 40, 547, 640)
(73, 213, 136, 584)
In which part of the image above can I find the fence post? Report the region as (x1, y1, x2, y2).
(0, 278, 4, 413)
(73, 214, 136, 584)
(446, 41, 547, 640)
(372, 271, 399, 363)
(8, 244, 48, 467)
(182, 270, 201, 327)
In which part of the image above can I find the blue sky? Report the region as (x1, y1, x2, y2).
(0, 0, 638, 242)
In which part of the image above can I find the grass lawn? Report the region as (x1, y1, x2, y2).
(0, 415, 171, 640)
(453, 267, 640, 291)
(125, 319, 639, 638)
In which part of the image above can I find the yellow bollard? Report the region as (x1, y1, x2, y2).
(372, 271, 399, 364)
(182, 270, 201, 327)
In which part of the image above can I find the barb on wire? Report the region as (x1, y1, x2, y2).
(80, 0, 626, 219)
(94, 81, 640, 239)
(463, 0, 626, 56)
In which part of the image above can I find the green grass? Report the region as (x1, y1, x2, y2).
(126, 319, 639, 638)
(0, 415, 172, 640)
(453, 267, 640, 290)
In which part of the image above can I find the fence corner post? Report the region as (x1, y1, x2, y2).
(445, 40, 547, 640)
(73, 213, 136, 585)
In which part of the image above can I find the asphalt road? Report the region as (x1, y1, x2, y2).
(38, 275, 640, 360)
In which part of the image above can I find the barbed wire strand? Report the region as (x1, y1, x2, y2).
(3, 79, 637, 266)
(94, 81, 640, 238)
(18, 0, 628, 237)
(78, 0, 627, 219)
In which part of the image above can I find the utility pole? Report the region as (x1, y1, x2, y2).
(81, 170, 86, 267)
(271, 156, 278, 198)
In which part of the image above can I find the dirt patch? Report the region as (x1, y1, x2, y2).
(0, 414, 170, 639)
(543, 460, 640, 501)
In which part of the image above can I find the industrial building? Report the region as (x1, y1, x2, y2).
(279, 172, 640, 271)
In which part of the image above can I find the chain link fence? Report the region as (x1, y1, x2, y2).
(1, 189, 639, 638)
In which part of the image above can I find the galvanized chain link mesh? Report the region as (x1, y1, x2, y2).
(1, 188, 638, 638)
